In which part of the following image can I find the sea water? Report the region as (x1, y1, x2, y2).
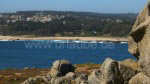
(0, 40, 136, 70)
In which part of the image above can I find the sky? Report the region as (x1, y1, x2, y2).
(0, 0, 147, 13)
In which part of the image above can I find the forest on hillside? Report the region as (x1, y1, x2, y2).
(0, 11, 137, 37)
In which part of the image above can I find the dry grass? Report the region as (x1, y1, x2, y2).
(75, 64, 101, 75)
(0, 68, 50, 84)
(0, 64, 101, 84)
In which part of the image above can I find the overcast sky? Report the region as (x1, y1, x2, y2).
(0, 0, 147, 13)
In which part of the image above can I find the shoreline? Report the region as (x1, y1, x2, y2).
(0, 36, 128, 42)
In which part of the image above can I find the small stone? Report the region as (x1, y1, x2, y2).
(88, 70, 102, 84)
(31, 67, 36, 69)
(65, 72, 75, 78)
(24, 67, 30, 70)
(75, 74, 88, 83)
(28, 77, 34, 82)
(14, 73, 23, 76)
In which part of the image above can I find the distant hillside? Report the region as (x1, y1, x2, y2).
(0, 11, 137, 37)
(16, 11, 137, 20)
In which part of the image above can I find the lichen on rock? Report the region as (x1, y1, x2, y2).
(128, 0, 150, 83)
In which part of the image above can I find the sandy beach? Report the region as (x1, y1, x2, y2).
(0, 36, 128, 42)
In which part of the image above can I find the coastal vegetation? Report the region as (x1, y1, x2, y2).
(0, 11, 137, 37)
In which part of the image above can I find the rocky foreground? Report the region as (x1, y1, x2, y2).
(0, 59, 138, 84)
(0, 63, 100, 84)
(18, 58, 138, 84)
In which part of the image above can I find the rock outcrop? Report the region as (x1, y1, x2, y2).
(88, 59, 138, 84)
(21, 60, 88, 84)
(22, 58, 137, 84)
(98, 58, 137, 84)
(128, 0, 150, 83)
(49, 60, 75, 77)
(100, 58, 124, 84)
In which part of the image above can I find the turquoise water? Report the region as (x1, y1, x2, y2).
(0, 40, 136, 70)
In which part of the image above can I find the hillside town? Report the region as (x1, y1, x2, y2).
(0, 11, 127, 24)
